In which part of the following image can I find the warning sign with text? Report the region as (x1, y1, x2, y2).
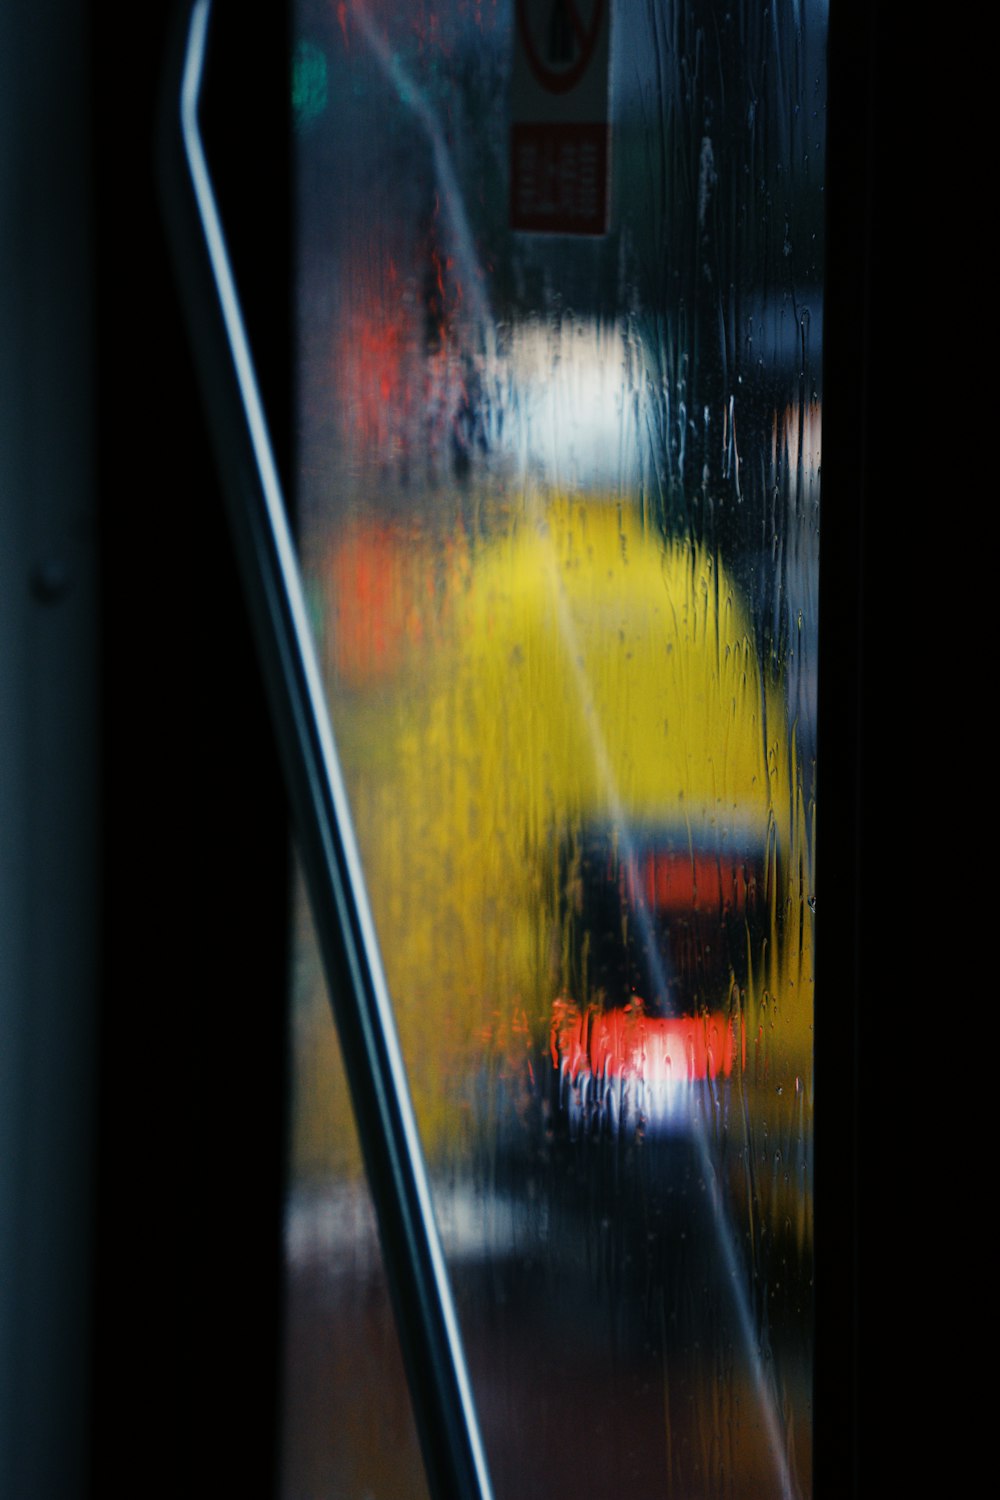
(510, 0, 612, 235)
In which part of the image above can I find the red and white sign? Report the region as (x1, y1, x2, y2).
(510, 0, 611, 235)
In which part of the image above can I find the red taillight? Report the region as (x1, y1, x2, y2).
(550, 998, 739, 1085)
(628, 850, 755, 915)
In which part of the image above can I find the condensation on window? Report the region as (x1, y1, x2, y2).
(283, 3, 824, 1497)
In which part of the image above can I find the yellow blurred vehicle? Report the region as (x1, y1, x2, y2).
(302, 492, 811, 1162)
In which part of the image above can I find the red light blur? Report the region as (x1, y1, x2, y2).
(550, 998, 739, 1085)
(628, 851, 754, 915)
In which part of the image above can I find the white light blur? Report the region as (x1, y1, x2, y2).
(497, 318, 641, 493)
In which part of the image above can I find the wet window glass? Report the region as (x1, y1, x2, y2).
(282, 2, 823, 1496)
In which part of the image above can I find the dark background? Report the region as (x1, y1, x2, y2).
(91, 2, 291, 1492)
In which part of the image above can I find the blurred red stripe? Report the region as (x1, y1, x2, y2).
(551, 999, 738, 1083)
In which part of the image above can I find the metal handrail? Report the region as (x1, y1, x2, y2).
(158, 6, 494, 1498)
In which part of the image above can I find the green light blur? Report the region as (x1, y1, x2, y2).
(292, 40, 327, 130)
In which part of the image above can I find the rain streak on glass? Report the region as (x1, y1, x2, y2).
(282, 2, 823, 1497)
